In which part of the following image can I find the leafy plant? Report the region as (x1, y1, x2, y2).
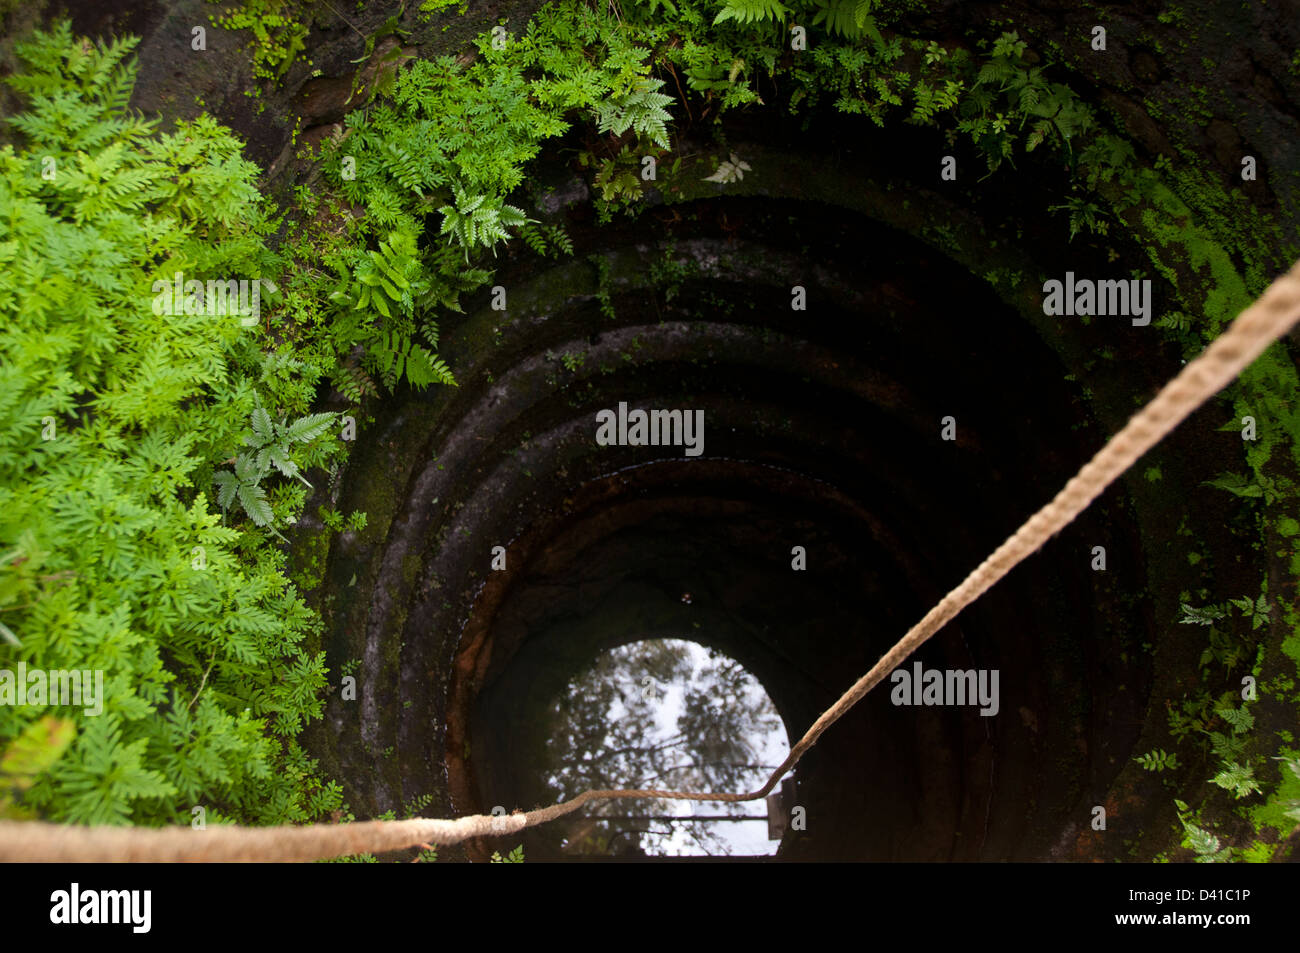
(703, 152, 752, 184)
(1211, 761, 1262, 799)
(1178, 602, 1227, 626)
(959, 32, 1094, 173)
(331, 230, 428, 321)
(1048, 195, 1110, 240)
(439, 188, 533, 258)
(213, 401, 338, 535)
(713, 0, 791, 26)
(516, 221, 574, 258)
(1134, 748, 1180, 772)
(419, 0, 463, 18)
(593, 76, 674, 149)
(1227, 594, 1270, 630)
(1203, 471, 1280, 504)
(1217, 705, 1254, 734)
(907, 76, 962, 125)
(326, 229, 463, 392)
(1178, 593, 1269, 675)
(810, 0, 886, 46)
(371, 331, 457, 390)
(1167, 692, 1219, 740)
(586, 146, 644, 203)
(1205, 705, 1262, 799)
(635, 0, 679, 16)
(1175, 800, 1234, 862)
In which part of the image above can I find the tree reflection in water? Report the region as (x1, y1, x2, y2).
(542, 638, 789, 856)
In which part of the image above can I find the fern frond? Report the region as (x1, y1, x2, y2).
(283, 412, 336, 445)
(236, 482, 273, 527)
(713, 0, 790, 26)
(368, 331, 456, 392)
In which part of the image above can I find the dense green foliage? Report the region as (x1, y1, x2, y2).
(0, 24, 342, 825)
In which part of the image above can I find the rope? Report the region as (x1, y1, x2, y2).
(3, 261, 1299, 863)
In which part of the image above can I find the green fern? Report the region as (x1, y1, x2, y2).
(1200, 705, 1261, 799)
(1217, 705, 1254, 734)
(702, 151, 752, 184)
(589, 147, 645, 203)
(330, 229, 426, 320)
(369, 332, 456, 391)
(547, 224, 575, 256)
(332, 362, 379, 403)
(1227, 594, 1270, 630)
(635, 0, 678, 16)
(1178, 602, 1227, 626)
(1207, 729, 1246, 763)
(1183, 821, 1233, 862)
(4, 22, 149, 153)
(1155, 310, 1195, 333)
(713, 0, 790, 26)
(593, 76, 675, 149)
(0, 23, 342, 827)
(1173, 801, 1234, 862)
(1202, 471, 1278, 503)
(214, 401, 338, 532)
(907, 78, 962, 125)
(811, 0, 885, 46)
(1134, 748, 1180, 772)
(1047, 195, 1110, 241)
(438, 188, 532, 259)
(1212, 762, 1262, 799)
(518, 221, 550, 256)
(517, 221, 574, 259)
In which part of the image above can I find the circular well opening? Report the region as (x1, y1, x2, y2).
(535, 636, 789, 858)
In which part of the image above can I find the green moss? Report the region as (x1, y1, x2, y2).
(208, 0, 316, 88)
(1246, 745, 1300, 837)
(289, 523, 335, 592)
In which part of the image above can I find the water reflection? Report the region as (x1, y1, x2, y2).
(542, 638, 789, 856)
